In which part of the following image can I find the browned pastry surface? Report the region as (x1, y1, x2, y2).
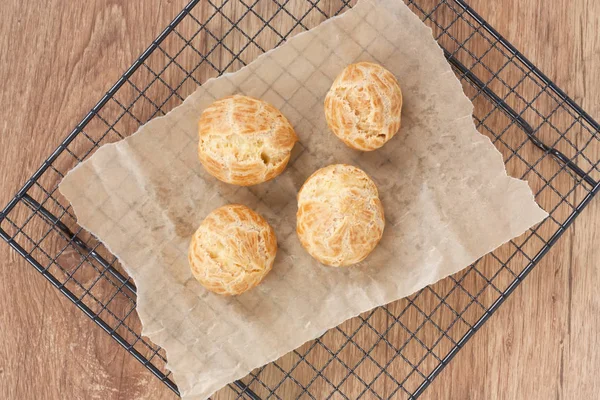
(296, 164, 385, 267)
(188, 204, 277, 295)
(324, 62, 402, 151)
(198, 94, 297, 186)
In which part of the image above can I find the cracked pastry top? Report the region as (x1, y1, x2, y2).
(324, 62, 402, 151)
(189, 204, 277, 295)
(198, 94, 298, 186)
(296, 164, 385, 267)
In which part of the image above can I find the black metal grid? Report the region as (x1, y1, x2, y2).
(1, 0, 599, 398)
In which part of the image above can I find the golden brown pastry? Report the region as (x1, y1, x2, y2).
(324, 62, 402, 151)
(188, 204, 277, 295)
(296, 164, 385, 267)
(198, 95, 298, 186)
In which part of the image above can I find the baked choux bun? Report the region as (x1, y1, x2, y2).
(324, 62, 402, 151)
(198, 95, 298, 186)
(188, 204, 277, 295)
(296, 164, 385, 267)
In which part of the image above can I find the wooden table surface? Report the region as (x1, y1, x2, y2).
(1, 0, 598, 399)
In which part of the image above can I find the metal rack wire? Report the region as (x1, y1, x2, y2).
(1, 0, 598, 398)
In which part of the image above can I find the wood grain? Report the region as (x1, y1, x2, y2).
(0, 1, 186, 399)
(0, 1, 598, 399)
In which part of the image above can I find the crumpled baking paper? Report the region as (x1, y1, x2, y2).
(59, 0, 548, 398)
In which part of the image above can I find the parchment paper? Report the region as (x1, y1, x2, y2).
(59, 0, 548, 398)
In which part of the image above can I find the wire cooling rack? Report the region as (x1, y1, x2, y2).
(1, 0, 599, 398)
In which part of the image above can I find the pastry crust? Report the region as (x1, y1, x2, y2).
(198, 94, 298, 186)
(188, 204, 277, 295)
(296, 164, 385, 267)
(324, 62, 402, 151)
